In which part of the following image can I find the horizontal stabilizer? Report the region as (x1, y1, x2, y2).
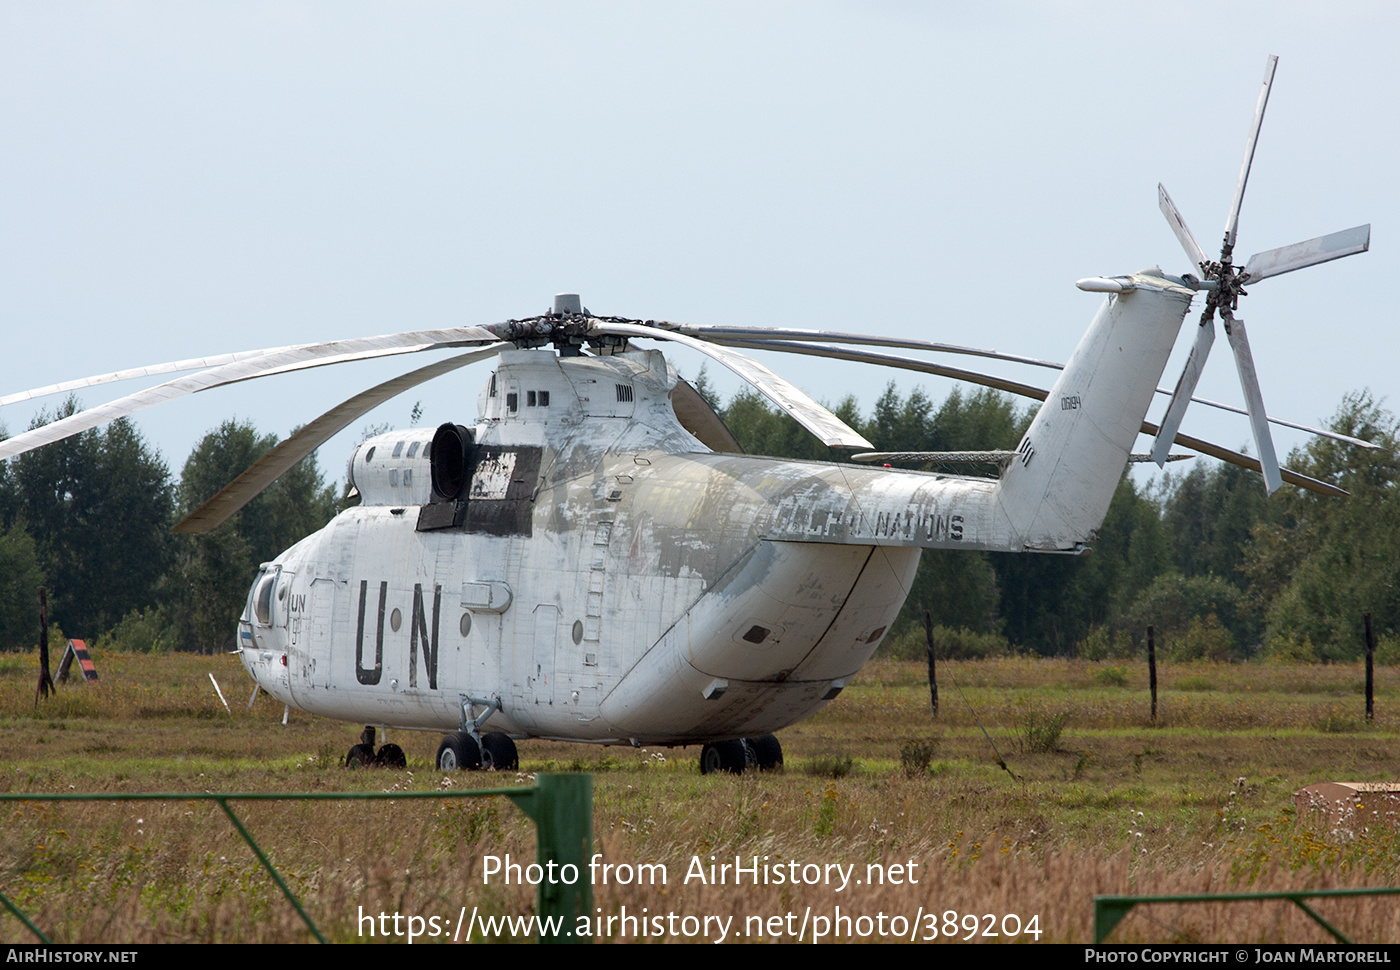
(852, 450, 1015, 469)
(1128, 452, 1191, 463)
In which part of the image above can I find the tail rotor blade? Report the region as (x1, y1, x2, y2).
(1225, 54, 1279, 251)
(1243, 224, 1371, 281)
(1151, 318, 1216, 466)
(1158, 183, 1210, 275)
(1224, 316, 1283, 494)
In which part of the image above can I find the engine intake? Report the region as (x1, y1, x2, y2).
(418, 423, 477, 531)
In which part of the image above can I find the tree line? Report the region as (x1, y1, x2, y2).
(0, 381, 1393, 662)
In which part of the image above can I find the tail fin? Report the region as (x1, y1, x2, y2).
(995, 270, 1193, 551)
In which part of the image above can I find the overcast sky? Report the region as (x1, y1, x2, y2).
(2, 2, 1395, 497)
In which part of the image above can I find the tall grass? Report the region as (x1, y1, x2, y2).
(3, 651, 1399, 942)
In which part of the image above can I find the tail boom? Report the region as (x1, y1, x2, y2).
(994, 270, 1194, 551)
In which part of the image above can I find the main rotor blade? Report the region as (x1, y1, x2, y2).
(1158, 183, 1210, 275)
(1225, 54, 1279, 251)
(174, 347, 504, 535)
(1224, 317, 1283, 494)
(1161, 425, 1342, 498)
(1243, 224, 1371, 282)
(0, 324, 504, 462)
(658, 324, 1063, 371)
(1151, 319, 1216, 467)
(0, 325, 503, 409)
(703, 335, 1376, 451)
(0, 349, 303, 408)
(714, 337, 1054, 402)
(593, 321, 873, 450)
(719, 337, 1345, 497)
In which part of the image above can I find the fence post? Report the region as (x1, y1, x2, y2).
(518, 774, 593, 942)
(1147, 625, 1157, 722)
(1365, 612, 1375, 721)
(924, 610, 938, 718)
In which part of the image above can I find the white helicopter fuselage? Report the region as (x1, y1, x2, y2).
(237, 274, 1194, 746)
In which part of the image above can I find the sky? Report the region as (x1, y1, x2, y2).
(2, 2, 1395, 498)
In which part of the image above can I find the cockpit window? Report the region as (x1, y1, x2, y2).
(407, 442, 420, 458)
(253, 573, 276, 626)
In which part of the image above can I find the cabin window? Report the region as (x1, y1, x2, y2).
(506, 392, 518, 413)
(407, 442, 420, 458)
(390, 469, 399, 486)
(527, 391, 537, 407)
(539, 391, 550, 407)
(742, 625, 770, 644)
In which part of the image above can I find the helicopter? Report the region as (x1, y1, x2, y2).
(0, 57, 1373, 774)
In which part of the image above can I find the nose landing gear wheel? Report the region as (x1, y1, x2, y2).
(436, 732, 482, 771)
(481, 732, 518, 771)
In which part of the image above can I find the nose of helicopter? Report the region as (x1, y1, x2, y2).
(236, 618, 293, 705)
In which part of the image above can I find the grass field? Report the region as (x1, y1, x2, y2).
(3, 651, 1399, 943)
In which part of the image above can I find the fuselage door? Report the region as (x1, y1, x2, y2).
(308, 579, 336, 689)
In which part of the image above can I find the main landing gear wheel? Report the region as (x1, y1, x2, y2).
(749, 734, 783, 772)
(481, 732, 519, 771)
(344, 743, 374, 768)
(699, 736, 782, 774)
(373, 743, 407, 768)
(700, 740, 748, 775)
(436, 732, 482, 771)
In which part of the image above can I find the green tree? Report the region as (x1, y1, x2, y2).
(0, 525, 45, 651)
(721, 389, 857, 462)
(995, 474, 1172, 655)
(1160, 460, 1269, 589)
(1246, 392, 1400, 659)
(7, 400, 173, 637)
(1118, 573, 1255, 659)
